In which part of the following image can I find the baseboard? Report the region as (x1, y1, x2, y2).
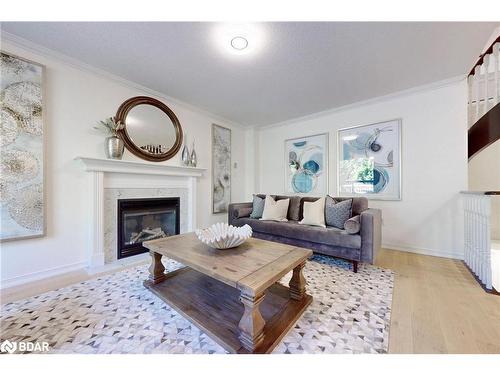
(0, 261, 87, 290)
(382, 243, 464, 260)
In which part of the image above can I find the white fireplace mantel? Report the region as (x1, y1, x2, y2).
(75, 157, 206, 268)
(75, 156, 206, 177)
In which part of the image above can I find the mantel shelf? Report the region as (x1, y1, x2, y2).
(75, 157, 206, 177)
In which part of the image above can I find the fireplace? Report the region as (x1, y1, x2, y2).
(117, 197, 180, 259)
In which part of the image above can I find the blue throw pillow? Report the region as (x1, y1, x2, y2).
(250, 195, 265, 219)
(325, 196, 353, 229)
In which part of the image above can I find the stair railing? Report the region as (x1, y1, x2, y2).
(468, 39, 500, 128)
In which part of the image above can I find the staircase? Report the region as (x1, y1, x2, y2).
(462, 36, 500, 294)
(467, 37, 500, 159)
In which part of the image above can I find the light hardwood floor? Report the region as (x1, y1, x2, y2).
(1, 249, 499, 353)
(377, 249, 500, 354)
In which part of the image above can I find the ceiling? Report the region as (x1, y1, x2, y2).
(1, 22, 498, 126)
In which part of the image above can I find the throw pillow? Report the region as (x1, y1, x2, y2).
(250, 194, 265, 219)
(344, 215, 361, 234)
(299, 197, 326, 227)
(235, 206, 253, 219)
(325, 196, 353, 229)
(260, 195, 290, 222)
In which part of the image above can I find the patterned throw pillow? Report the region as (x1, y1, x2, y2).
(325, 196, 353, 229)
(250, 195, 265, 219)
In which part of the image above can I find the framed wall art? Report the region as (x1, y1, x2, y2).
(1, 51, 45, 241)
(212, 124, 231, 213)
(337, 119, 401, 200)
(285, 133, 328, 195)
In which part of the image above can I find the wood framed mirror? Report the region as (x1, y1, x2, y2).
(115, 96, 183, 162)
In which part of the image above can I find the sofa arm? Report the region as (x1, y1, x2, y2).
(228, 202, 253, 225)
(360, 208, 382, 264)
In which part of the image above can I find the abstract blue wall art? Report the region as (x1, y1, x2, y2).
(285, 133, 328, 195)
(337, 119, 401, 200)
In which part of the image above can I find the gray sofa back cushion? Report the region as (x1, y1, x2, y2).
(335, 197, 368, 216)
(255, 194, 301, 221)
(274, 195, 301, 221)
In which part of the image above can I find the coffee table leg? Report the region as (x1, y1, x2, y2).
(289, 261, 306, 300)
(148, 251, 166, 284)
(238, 291, 265, 352)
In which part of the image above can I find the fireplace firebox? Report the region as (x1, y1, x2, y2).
(117, 197, 180, 259)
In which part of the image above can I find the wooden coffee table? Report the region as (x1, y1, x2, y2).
(143, 232, 313, 354)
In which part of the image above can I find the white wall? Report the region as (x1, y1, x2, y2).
(255, 80, 468, 259)
(0, 39, 248, 285)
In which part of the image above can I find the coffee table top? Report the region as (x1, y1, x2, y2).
(144, 232, 313, 295)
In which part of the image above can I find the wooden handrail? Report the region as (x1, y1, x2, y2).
(468, 102, 500, 160)
(468, 36, 500, 76)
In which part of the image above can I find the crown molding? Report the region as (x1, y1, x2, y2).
(254, 74, 466, 130)
(1, 31, 247, 129)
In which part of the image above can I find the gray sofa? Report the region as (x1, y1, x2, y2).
(228, 195, 382, 272)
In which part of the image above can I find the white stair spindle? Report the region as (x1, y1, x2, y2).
(484, 55, 490, 112)
(461, 193, 493, 291)
(468, 75, 474, 127)
(474, 66, 481, 122)
(494, 42, 499, 106)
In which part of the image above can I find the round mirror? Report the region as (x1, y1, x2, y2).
(115, 96, 183, 162)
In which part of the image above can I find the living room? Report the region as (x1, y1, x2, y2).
(1, 1, 500, 373)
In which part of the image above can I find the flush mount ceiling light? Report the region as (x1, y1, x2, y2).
(231, 36, 248, 50)
(213, 23, 265, 57)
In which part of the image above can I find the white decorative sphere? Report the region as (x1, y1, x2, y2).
(195, 223, 252, 249)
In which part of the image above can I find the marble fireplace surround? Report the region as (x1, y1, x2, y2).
(75, 157, 205, 268)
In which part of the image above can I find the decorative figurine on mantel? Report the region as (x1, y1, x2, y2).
(93, 117, 125, 159)
(181, 134, 198, 167)
(190, 139, 198, 167)
(181, 135, 190, 166)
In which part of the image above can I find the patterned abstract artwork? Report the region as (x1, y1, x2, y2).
(0, 52, 44, 240)
(212, 124, 231, 213)
(0, 256, 393, 354)
(285, 133, 328, 195)
(338, 119, 401, 200)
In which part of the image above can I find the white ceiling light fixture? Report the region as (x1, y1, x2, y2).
(231, 36, 248, 51)
(213, 23, 265, 58)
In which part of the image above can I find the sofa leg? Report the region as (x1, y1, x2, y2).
(352, 261, 358, 273)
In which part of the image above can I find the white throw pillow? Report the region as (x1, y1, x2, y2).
(299, 197, 326, 228)
(260, 195, 289, 222)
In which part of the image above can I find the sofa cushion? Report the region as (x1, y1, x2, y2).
(344, 215, 361, 234)
(274, 195, 301, 221)
(299, 197, 325, 227)
(325, 196, 352, 229)
(335, 197, 368, 216)
(236, 218, 361, 249)
(261, 195, 289, 222)
(299, 196, 320, 220)
(250, 195, 265, 219)
(254, 194, 300, 221)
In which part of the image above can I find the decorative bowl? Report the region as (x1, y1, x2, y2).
(195, 223, 252, 250)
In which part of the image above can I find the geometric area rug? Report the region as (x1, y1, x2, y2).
(0, 255, 394, 354)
